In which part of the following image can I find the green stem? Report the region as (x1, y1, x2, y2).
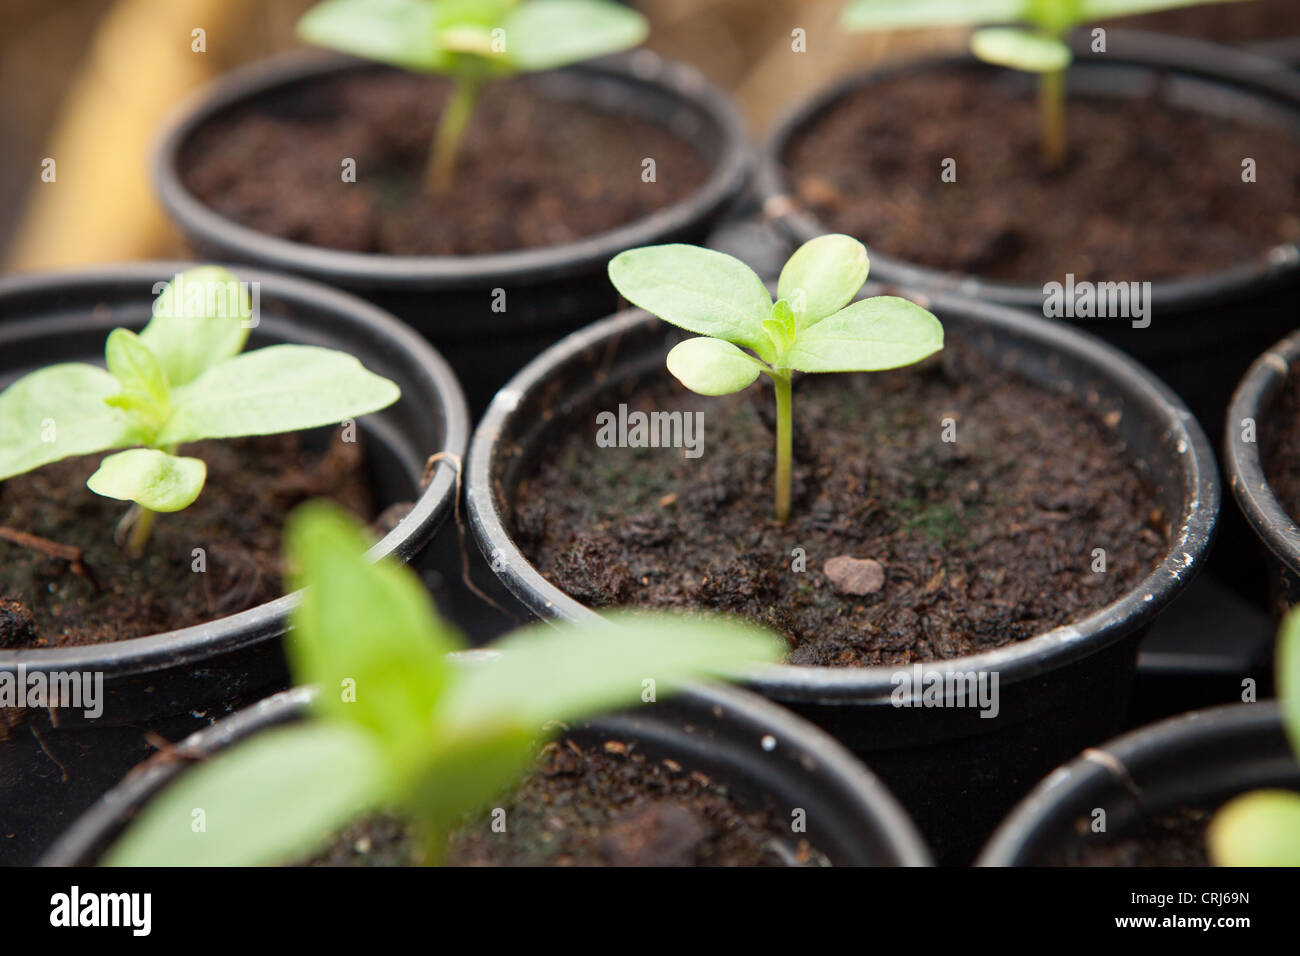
(1038, 67, 1067, 170)
(127, 506, 157, 558)
(772, 372, 793, 523)
(427, 73, 483, 195)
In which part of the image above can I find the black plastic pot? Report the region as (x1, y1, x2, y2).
(1249, 38, 1300, 68)
(756, 30, 1300, 489)
(976, 701, 1298, 866)
(154, 49, 751, 417)
(465, 287, 1219, 863)
(0, 263, 468, 866)
(40, 683, 931, 867)
(1225, 329, 1300, 628)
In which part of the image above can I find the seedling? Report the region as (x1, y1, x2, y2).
(0, 267, 400, 556)
(297, 0, 649, 193)
(841, 0, 1252, 167)
(103, 501, 783, 866)
(1207, 608, 1300, 866)
(608, 235, 943, 522)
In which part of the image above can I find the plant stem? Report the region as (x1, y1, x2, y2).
(1038, 66, 1067, 170)
(127, 506, 157, 558)
(427, 73, 483, 195)
(772, 372, 793, 523)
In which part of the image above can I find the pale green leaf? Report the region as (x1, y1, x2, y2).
(666, 337, 764, 396)
(440, 611, 785, 733)
(971, 27, 1072, 73)
(1279, 607, 1300, 756)
(87, 449, 206, 512)
(502, 0, 649, 71)
(297, 0, 448, 72)
(138, 266, 252, 387)
(103, 722, 389, 867)
(156, 345, 400, 446)
(843, 0, 1027, 30)
(0, 364, 146, 481)
(763, 299, 797, 357)
(1208, 790, 1300, 867)
(286, 502, 460, 756)
(406, 724, 538, 840)
(104, 329, 170, 432)
(777, 234, 870, 328)
(608, 245, 774, 359)
(783, 296, 944, 373)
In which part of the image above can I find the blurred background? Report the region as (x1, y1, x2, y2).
(0, 0, 1294, 273)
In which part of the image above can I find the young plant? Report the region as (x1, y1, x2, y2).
(608, 235, 943, 522)
(103, 501, 783, 866)
(0, 267, 399, 556)
(296, 0, 649, 193)
(1207, 608, 1300, 866)
(841, 0, 1253, 168)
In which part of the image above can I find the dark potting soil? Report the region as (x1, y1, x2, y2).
(179, 71, 712, 256)
(305, 737, 815, 867)
(511, 340, 1166, 667)
(1110, 0, 1300, 44)
(783, 68, 1300, 284)
(0, 432, 383, 649)
(1046, 805, 1211, 866)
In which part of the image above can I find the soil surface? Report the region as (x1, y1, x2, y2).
(1262, 370, 1300, 532)
(511, 339, 1166, 667)
(783, 68, 1300, 284)
(305, 737, 816, 867)
(0, 432, 383, 648)
(1047, 805, 1211, 866)
(180, 70, 712, 257)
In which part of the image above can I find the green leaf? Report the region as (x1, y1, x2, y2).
(104, 329, 170, 433)
(286, 502, 460, 760)
(297, 0, 448, 72)
(502, 0, 649, 71)
(777, 234, 870, 328)
(783, 296, 944, 373)
(87, 449, 207, 512)
(103, 722, 389, 867)
(971, 27, 1072, 73)
(156, 345, 400, 446)
(666, 337, 764, 396)
(440, 610, 785, 733)
(139, 266, 252, 388)
(1208, 790, 1300, 867)
(843, 0, 1026, 30)
(0, 364, 147, 481)
(1279, 607, 1300, 756)
(609, 245, 775, 360)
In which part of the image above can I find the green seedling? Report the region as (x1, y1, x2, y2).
(1208, 607, 1300, 866)
(297, 0, 648, 193)
(103, 501, 783, 866)
(841, 0, 1252, 168)
(0, 267, 399, 556)
(608, 235, 943, 522)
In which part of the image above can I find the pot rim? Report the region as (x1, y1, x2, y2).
(754, 28, 1300, 310)
(152, 48, 752, 291)
(0, 261, 469, 679)
(465, 287, 1220, 705)
(975, 700, 1284, 866)
(38, 681, 933, 867)
(1225, 329, 1300, 577)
